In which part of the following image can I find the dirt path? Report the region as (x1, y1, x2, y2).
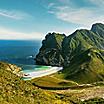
(52, 86, 104, 101)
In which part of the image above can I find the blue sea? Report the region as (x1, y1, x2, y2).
(0, 40, 60, 80)
(0, 40, 41, 65)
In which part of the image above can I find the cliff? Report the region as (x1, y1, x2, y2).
(35, 23, 104, 83)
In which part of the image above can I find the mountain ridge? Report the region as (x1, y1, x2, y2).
(36, 23, 104, 83)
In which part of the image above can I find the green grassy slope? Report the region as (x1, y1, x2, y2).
(31, 75, 78, 88)
(62, 29, 104, 63)
(62, 48, 104, 83)
(36, 23, 104, 84)
(1, 62, 104, 103)
(61, 23, 104, 83)
(0, 62, 75, 104)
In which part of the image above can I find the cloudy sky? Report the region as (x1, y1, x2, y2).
(0, 0, 104, 40)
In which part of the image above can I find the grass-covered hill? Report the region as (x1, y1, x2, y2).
(36, 23, 104, 83)
(1, 62, 104, 104)
(0, 62, 72, 104)
(62, 48, 104, 83)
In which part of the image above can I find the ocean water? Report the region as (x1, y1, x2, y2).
(0, 40, 61, 80)
(0, 40, 41, 65)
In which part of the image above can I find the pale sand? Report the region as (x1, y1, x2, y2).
(22, 67, 63, 80)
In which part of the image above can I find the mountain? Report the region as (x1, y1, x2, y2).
(63, 48, 104, 83)
(91, 23, 104, 39)
(36, 23, 104, 83)
(36, 32, 65, 66)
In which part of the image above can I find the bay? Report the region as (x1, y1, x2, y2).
(0, 40, 62, 80)
(0, 40, 41, 65)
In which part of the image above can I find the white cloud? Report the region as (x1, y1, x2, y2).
(0, 9, 31, 20)
(55, 7, 104, 25)
(48, 4, 104, 26)
(48, 3, 55, 8)
(0, 27, 44, 40)
(89, 0, 104, 7)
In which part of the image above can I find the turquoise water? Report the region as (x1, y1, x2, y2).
(16, 64, 51, 73)
(21, 77, 32, 80)
(0, 40, 53, 77)
(19, 64, 52, 80)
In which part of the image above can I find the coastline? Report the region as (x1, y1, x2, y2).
(21, 66, 63, 80)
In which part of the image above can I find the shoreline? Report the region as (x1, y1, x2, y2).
(21, 66, 63, 80)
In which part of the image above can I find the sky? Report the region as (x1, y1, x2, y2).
(0, 0, 104, 40)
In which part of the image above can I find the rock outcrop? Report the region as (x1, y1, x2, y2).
(0, 62, 21, 74)
(36, 32, 65, 66)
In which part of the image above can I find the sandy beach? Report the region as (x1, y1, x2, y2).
(22, 66, 63, 80)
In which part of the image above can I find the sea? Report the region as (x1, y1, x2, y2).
(0, 40, 41, 65)
(0, 40, 61, 80)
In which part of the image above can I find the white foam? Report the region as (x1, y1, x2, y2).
(23, 66, 63, 80)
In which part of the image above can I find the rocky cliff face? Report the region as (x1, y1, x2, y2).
(36, 32, 65, 66)
(91, 23, 104, 39)
(0, 62, 21, 74)
(35, 23, 104, 83)
(36, 23, 104, 66)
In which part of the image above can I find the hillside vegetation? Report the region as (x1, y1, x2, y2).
(0, 62, 72, 104)
(1, 23, 104, 104)
(36, 23, 104, 83)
